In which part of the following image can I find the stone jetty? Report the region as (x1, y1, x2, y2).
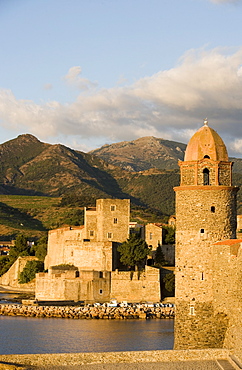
(0, 303, 174, 320)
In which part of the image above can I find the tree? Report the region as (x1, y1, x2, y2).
(18, 260, 44, 284)
(163, 273, 175, 294)
(154, 243, 167, 267)
(0, 255, 12, 276)
(33, 236, 48, 261)
(163, 226, 175, 244)
(8, 234, 30, 263)
(117, 234, 151, 271)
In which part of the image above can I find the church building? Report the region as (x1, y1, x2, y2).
(174, 120, 242, 358)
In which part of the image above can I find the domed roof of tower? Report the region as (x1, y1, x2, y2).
(184, 119, 228, 161)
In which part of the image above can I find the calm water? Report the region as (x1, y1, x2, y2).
(0, 316, 174, 355)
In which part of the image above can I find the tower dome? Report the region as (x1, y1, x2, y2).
(184, 119, 228, 162)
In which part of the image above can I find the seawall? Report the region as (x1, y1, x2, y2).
(0, 349, 241, 369)
(0, 303, 174, 319)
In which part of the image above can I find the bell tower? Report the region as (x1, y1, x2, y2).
(174, 120, 238, 349)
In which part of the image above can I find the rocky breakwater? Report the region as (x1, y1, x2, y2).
(0, 304, 174, 320)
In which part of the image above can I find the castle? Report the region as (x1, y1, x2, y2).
(174, 120, 242, 359)
(35, 198, 161, 303)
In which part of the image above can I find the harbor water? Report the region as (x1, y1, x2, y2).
(0, 292, 174, 354)
(0, 313, 174, 355)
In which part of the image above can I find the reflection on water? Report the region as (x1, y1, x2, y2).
(0, 293, 21, 304)
(0, 315, 174, 355)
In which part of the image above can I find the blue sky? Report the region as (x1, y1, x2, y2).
(1, 0, 242, 156)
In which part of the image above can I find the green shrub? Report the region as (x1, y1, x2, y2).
(19, 260, 44, 284)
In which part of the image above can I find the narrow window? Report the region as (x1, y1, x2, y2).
(89, 230, 94, 237)
(201, 272, 204, 281)
(75, 271, 79, 278)
(200, 229, 205, 234)
(110, 205, 116, 211)
(99, 271, 103, 278)
(71, 251, 73, 257)
(211, 206, 215, 213)
(114, 218, 118, 224)
(99, 289, 103, 294)
(149, 232, 153, 240)
(203, 168, 210, 185)
(107, 232, 112, 239)
(190, 306, 195, 315)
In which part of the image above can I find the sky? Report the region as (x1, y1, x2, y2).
(1, 0, 242, 156)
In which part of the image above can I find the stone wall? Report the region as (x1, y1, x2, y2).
(36, 264, 163, 304)
(111, 266, 161, 303)
(96, 199, 130, 243)
(0, 349, 232, 369)
(145, 223, 162, 251)
(174, 186, 238, 350)
(174, 301, 228, 350)
(44, 226, 84, 269)
(179, 160, 232, 187)
(45, 230, 113, 272)
(213, 240, 242, 361)
(36, 269, 111, 303)
(0, 256, 37, 289)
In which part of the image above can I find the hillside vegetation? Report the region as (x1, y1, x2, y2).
(0, 134, 242, 238)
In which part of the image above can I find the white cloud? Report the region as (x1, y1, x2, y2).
(210, 0, 240, 4)
(43, 83, 53, 91)
(1, 47, 242, 156)
(64, 66, 98, 91)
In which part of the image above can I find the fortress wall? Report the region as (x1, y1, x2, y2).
(111, 266, 160, 303)
(0, 256, 37, 289)
(60, 241, 113, 271)
(213, 242, 242, 361)
(45, 226, 84, 269)
(35, 270, 111, 303)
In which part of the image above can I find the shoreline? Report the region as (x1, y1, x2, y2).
(0, 303, 174, 320)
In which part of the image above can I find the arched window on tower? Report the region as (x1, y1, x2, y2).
(203, 168, 210, 185)
(204, 155, 210, 159)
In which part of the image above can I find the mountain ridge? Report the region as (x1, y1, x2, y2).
(0, 133, 242, 220)
(89, 136, 186, 171)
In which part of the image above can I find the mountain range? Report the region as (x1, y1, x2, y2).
(0, 134, 242, 222)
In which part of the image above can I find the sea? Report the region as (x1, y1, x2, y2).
(0, 293, 174, 355)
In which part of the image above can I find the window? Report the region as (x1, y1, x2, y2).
(89, 230, 94, 237)
(99, 271, 103, 278)
(204, 155, 210, 159)
(110, 205, 116, 211)
(201, 272, 204, 281)
(114, 218, 118, 224)
(75, 271, 79, 278)
(211, 206, 215, 213)
(107, 232, 112, 239)
(99, 289, 103, 294)
(203, 168, 210, 185)
(200, 229, 205, 233)
(190, 306, 195, 315)
(149, 232, 153, 240)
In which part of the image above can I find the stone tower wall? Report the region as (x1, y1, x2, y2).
(180, 161, 232, 187)
(96, 199, 130, 243)
(44, 226, 84, 269)
(213, 241, 242, 360)
(174, 186, 238, 349)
